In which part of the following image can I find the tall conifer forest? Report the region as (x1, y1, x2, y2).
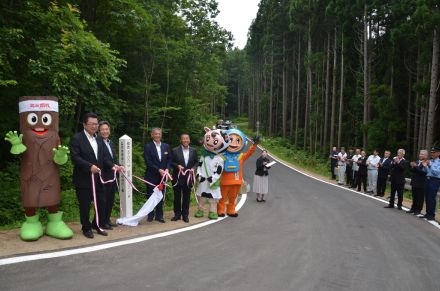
(225, 0, 440, 158)
(1, 1, 439, 225)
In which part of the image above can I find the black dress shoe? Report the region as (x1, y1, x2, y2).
(413, 212, 421, 216)
(155, 218, 166, 223)
(109, 222, 118, 227)
(228, 213, 238, 217)
(384, 205, 394, 208)
(218, 213, 225, 217)
(147, 217, 154, 222)
(397, 206, 402, 210)
(406, 210, 414, 214)
(102, 223, 113, 230)
(182, 216, 189, 223)
(92, 226, 108, 236)
(83, 230, 94, 239)
(423, 216, 435, 221)
(171, 216, 181, 221)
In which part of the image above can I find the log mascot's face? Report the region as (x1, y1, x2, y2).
(19, 96, 59, 141)
(203, 127, 230, 154)
(225, 129, 246, 153)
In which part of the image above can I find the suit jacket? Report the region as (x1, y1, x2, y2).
(378, 157, 392, 178)
(410, 161, 427, 188)
(255, 156, 270, 176)
(70, 131, 114, 189)
(357, 156, 368, 176)
(346, 153, 354, 167)
(144, 141, 172, 185)
(171, 145, 198, 186)
(390, 158, 407, 184)
(102, 138, 119, 180)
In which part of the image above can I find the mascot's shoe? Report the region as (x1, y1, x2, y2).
(227, 213, 239, 217)
(45, 212, 73, 239)
(20, 214, 43, 241)
(195, 210, 204, 218)
(208, 212, 218, 220)
(218, 213, 225, 217)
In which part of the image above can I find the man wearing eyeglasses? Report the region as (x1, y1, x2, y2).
(70, 113, 122, 239)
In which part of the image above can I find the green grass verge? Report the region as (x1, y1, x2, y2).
(237, 122, 329, 177)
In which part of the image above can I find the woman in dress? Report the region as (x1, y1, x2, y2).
(253, 150, 271, 202)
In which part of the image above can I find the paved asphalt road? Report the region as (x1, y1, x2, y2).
(1, 148, 440, 291)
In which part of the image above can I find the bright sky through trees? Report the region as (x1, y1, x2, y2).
(216, 0, 260, 49)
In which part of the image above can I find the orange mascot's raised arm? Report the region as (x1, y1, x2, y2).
(218, 129, 259, 217)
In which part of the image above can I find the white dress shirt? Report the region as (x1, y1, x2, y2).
(367, 155, 381, 170)
(84, 130, 98, 159)
(182, 145, 189, 166)
(352, 154, 361, 171)
(154, 141, 162, 161)
(337, 152, 347, 165)
(104, 139, 113, 158)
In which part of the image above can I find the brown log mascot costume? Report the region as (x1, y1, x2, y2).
(4, 96, 73, 241)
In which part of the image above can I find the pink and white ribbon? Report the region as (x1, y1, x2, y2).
(116, 171, 172, 226)
(172, 168, 200, 207)
(91, 172, 105, 231)
(172, 168, 195, 188)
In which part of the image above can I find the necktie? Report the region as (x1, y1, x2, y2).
(107, 140, 113, 158)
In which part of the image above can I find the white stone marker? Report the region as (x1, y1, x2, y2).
(119, 134, 133, 218)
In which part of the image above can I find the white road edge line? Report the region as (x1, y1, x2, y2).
(4, 143, 438, 266)
(260, 145, 440, 231)
(0, 194, 247, 266)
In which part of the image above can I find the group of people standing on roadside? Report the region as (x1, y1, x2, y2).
(142, 127, 200, 224)
(70, 113, 124, 239)
(329, 146, 440, 221)
(70, 113, 200, 238)
(70, 113, 275, 239)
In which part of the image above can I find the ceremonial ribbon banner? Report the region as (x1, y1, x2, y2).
(116, 172, 172, 226)
(116, 187, 163, 226)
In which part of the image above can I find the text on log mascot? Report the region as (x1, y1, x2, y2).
(195, 127, 230, 219)
(4, 96, 73, 241)
(218, 129, 259, 217)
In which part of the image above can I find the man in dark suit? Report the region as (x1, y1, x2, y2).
(70, 113, 122, 238)
(171, 134, 198, 223)
(144, 127, 172, 223)
(376, 150, 392, 197)
(329, 146, 338, 180)
(385, 149, 407, 210)
(98, 121, 119, 229)
(407, 150, 428, 215)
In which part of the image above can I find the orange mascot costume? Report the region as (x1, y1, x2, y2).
(218, 129, 258, 217)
